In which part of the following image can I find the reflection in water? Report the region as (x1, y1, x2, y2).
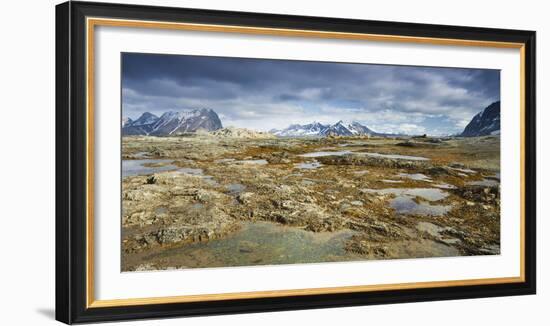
(433, 183, 457, 189)
(299, 151, 352, 157)
(122, 159, 177, 177)
(145, 222, 359, 268)
(227, 183, 246, 194)
(298, 150, 429, 161)
(295, 161, 323, 169)
(122, 160, 218, 186)
(390, 196, 451, 216)
(362, 188, 450, 216)
(398, 173, 432, 182)
(381, 179, 404, 184)
(374, 188, 449, 201)
(361, 152, 429, 161)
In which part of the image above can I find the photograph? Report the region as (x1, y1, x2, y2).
(120, 53, 502, 271)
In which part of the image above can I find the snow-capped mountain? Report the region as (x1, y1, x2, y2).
(271, 120, 380, 137)
(270, 122, 328, 137)
(321, 120, 353, 136)
(461, 101, 500, 137)
(131, 112, 158, 126)
(346, 121, 377, 135)
(122, 112, 159, 135)
(122, 109, 222, 136)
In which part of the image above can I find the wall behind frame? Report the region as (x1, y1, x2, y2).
(0, 0, 546, 325)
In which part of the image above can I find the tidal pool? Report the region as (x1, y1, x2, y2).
(295, 161, 323, 169)
(375, 188, 449, 201)
(133, 151, 150, 158)
(141, 222, 360, 268)
(363, 188, 451, 216)
(299, 150, 429, 161)
(122, 160, 218, 185)
(214, 158, 236, 164)
(398, 173, 432, 182)
(227, 183, 246, 194)
(381, 179, 404, 184)
(122, 159, 178, 177)
(390, 196, 451, 216)
(299, 151, 352, 157)
(433, 183, 457, 189)
(361, 152, 430, 161)
(451, 167, 477, 174)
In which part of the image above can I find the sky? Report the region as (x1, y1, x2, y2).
(122, 52, 500, 135)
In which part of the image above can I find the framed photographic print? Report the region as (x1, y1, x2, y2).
(55, 1, 536, 324)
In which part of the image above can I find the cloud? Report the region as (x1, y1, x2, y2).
(122, 53, 500, 135)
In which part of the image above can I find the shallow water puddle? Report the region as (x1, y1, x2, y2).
(433, 183, 457, 189)
(361, 152, 429, 161)
(398, 173, 432, 182)
(214, 158, 236, 164)
(378, 188, 449, 201)
(146, 222, 359, 268)
(416, 222, 461, 245)
(154, 207, 168, 215)
(298, 150, 429, 161)
(363, 188, 451, 216)
(122, 160, 219, 185)
(122, 159, 178, 177)
(227, 183, 246, 194)
(390, 197, 451, 216)
(295, 161, 323, 169)
(299, 151, 352, 157)
(381, 179, 404, 184)
(133, 151, 150, 158)
(451, 167, 476, 174)
(172, 167, 218, 185)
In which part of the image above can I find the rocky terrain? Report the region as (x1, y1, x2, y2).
(208, 127, 276, 139)
(121, 134, 500, 271)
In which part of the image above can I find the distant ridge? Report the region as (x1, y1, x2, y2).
(122, 108, 222, 136)
(270, 120, 382, 137)
(461, 101, 500, 137)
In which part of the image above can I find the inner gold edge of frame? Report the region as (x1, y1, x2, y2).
(89, 277, 523, 308)
(85, 17, 527, 308)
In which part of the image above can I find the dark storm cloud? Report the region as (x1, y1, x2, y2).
(122, 52, 500, 135)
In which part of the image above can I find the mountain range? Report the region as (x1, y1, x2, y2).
(122, 108, 222, 136)
(122, 102, 501, 138)
(460, 101, 500, 137)
(270, 120, 382, 137)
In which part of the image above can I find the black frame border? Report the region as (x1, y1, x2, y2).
(56, 1, 536, 324)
